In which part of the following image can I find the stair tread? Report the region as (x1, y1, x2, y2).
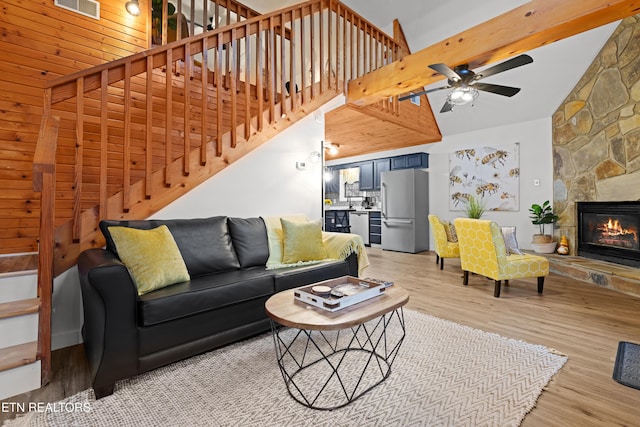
(0, 298, 40, 320)
(0, 341, 38, 372)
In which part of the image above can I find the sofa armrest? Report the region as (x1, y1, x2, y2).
(77, 248, 139, 397)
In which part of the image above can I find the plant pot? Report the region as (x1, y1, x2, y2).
(531, 241, 557, 254)
(532, 234, 554, 244)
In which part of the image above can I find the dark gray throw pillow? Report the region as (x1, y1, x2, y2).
(228, 217, 269, 268)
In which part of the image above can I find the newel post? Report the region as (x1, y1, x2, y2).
(33, 89, 59, 386)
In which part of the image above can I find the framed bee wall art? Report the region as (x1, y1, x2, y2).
(449, 142, 520, 211)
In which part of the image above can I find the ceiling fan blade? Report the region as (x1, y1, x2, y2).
(398, 86, 451, 101)
(429, 63, 461, 81)
(440, 100, 454, 113)
(477, 54, 533, 79)
(473, 82, 521, 97)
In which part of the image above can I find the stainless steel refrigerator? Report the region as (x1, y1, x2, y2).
(381, 169, 429, 253)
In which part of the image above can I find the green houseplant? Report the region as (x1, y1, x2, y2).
(462, 195, 486, 219)
(529, 200, 559, 252)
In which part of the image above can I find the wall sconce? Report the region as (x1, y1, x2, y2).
(125, 0, 141, 16)
(309, 151, 321, 163)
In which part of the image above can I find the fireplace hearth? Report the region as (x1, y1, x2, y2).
(577, 201, 640, 268)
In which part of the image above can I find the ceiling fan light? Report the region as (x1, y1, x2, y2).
(447, 86, 479, 106)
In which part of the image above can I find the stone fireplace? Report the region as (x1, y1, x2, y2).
(550, 16, 640, 297)
(577, 201, 640, 267)
(553, 16, 640, 257)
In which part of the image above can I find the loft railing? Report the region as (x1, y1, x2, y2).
(32, 0, 401, 383)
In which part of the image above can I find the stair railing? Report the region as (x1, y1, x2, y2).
(32, 0, 401, 383)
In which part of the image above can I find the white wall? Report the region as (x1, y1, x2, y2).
(152, 96, 345, 221)
(328, 117, 554, 250)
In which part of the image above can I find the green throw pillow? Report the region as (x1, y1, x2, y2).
(280, 218, 327, 263)
(108, 225, 190, 295)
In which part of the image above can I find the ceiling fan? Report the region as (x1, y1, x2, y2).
(399, 54, 533, 113)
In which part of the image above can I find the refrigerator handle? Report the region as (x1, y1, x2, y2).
(382, 182, 387, 218)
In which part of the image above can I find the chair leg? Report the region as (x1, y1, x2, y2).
(538, 277, 545, 294)
(440, 257, 444, 270)
(504, 280, 509, 286)
(463, 271, 469, 285)
(494, 280, 501, 298)
(435, 254, 439, 264)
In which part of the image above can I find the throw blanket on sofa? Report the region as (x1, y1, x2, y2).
(263, 215, 370, 276)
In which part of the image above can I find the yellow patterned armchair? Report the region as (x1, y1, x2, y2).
(428, 215, 460, 270)
(453, 218, 549, 297)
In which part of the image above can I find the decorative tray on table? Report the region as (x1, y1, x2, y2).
(293, 276, 393, 312)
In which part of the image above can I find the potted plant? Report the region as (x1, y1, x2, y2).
(528, 200, 559, 253)
(462, 195, 486, 219)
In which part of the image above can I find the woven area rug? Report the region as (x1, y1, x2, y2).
(5, 309, 567, 427)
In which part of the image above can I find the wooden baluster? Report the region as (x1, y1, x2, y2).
(146, 56, 153, 197)
(327, 1, 338, 89)
(123, 61, 132, 210)
(177, 0, 183, 42)
(351, 12, 356, 80)
(225, 5, 231, 89)
(256, 20, 264, 131)
(356, 16, 360, 78)
(328, 2, 332, 91)
(244, 28, 251, 140)
(216, 34, 223, 156)
(189, 0, 195, 41)
(310, 8, 315, 100)
(203, 0, 208, 36)
(342, 7, 347, 88)
(300, 7, 306, 105)
(72, 78, 83, 242)
(230, 28, 237, 147)
(183, 43, 191, 175)
(290, 11, 297, 112)
(99, 69, 108, 218)
(201, 37, 208, 165)
(162, 0, 168, 45)
(280, 12, 286, 115)
(369, 25, 374, 73)
(268, 17, 275, 123)
(165, 48, 173, 185)
(319, 4, 324, 94)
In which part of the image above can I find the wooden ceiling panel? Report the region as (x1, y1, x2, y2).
(324, 104, 440, 160)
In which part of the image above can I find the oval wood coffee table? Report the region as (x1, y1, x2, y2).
(265, 282, 409, 410)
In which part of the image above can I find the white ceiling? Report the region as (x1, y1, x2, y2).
(243, 0, 619, 137)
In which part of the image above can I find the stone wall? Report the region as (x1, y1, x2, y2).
(553, 16, 640, 254)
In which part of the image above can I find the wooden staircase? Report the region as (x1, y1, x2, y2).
(2, 0, 418, 397)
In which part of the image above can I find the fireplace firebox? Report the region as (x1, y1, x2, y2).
(577, 201, 640, 267)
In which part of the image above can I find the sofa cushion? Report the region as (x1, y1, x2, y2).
(100, 217, 240, 276)
(272, 259, 350, 293)
(280, 218, 327, 263)
(137, 267, 275, 326)
(228, 217, 269, 268)
(108, 225, 190, 295)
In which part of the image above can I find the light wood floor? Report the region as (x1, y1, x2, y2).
(2, 248, 640, 425)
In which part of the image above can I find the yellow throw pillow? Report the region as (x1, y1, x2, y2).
(108, 225, 190, 295)
(280, 218, 327, 263)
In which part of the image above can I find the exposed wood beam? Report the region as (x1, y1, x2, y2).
(348, 0, 640, 105)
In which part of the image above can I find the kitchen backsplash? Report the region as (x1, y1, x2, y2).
(327, 190, 381, 209)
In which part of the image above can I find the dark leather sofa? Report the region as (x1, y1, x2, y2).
(77, 216, 358, 399)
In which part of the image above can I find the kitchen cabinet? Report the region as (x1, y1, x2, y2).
(359, 158, 390, 191)
(369, 211, 382, 245)
(358, 162, 374, 191)
(390, 153, 429, 170)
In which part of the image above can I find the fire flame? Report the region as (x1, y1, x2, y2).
(597, 218, 636, 238)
